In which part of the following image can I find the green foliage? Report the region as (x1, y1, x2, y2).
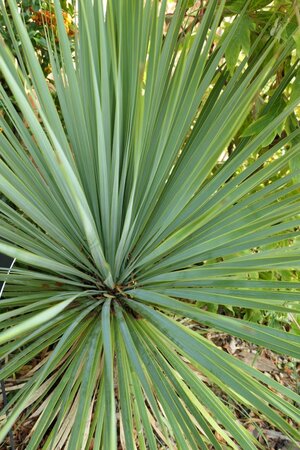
(224, 15, 255, 74)
(225, 0, 274, 14)
(0, 1, 75, 75)
(293, 25, 300, 56)
(0, 0, 300, 448)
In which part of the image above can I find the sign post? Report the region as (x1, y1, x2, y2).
(0, 255, 14, 297)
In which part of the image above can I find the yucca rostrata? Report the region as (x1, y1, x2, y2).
(0, 0, 300, 449)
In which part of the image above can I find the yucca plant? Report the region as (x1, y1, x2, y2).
(0, 0, 300, 448)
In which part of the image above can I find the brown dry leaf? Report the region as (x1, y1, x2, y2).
(54, 393, 80, 449)
(237, 350, 277, 372)
(24, 373, 57, 409)
(82, 393, 96, 450)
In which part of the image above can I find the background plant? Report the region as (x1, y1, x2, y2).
(0, 0, 300, 449)
(0, 0, 75, 74)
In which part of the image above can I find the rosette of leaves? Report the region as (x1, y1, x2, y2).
(0, 0, 300, 449)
